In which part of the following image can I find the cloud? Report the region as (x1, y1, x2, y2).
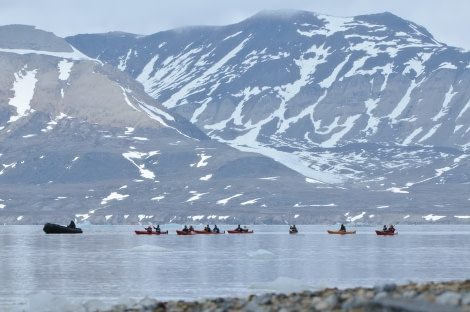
(0, 0, 469, 49)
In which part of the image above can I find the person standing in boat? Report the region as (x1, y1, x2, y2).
(340, 224, 346, 232)
(68, 220, 76, 228)
(153, 224, 161, 233)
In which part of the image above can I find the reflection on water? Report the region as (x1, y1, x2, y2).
(1, 224, 470, 311)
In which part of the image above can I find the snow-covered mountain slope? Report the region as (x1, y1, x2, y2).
(1, 9, 469, 225)
(0, 25, 339, 225)
(65, 10, 470, 223)
(66, 11, 470, 141)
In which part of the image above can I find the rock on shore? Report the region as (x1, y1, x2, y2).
(103, 280, 470, 311)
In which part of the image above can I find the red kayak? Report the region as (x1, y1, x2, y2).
(375, 230, 397, 235)
(289, 230, 298, 234)
(176, 230, 196, 235)
(227, 230, 253, 234)
(135, 230, 168, 235)
(194, 230, 225, 234)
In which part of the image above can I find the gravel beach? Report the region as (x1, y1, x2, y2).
(97, 279, 470, 311)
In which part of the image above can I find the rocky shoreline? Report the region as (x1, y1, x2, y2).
(98, 280, 470, 311)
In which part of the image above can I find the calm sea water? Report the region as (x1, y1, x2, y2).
(1, 224, 470, 311)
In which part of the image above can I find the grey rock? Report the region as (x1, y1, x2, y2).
(366, 297, 461, 312)
(435, 291, 461, 306)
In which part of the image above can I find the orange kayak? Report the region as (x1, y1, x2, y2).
(176, 230, 196, 235)
(194, 230, 225, 234)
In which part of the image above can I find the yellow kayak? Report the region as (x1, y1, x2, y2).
(327, 230, 356, 235)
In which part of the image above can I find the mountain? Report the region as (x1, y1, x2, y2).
(64, 10, 470, 224)
(1, 9, 469, 226)
(0, 25, 335, 226)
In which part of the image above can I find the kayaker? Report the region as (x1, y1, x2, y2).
(340, 224, 346, 232)
(389, 225, 395, 233)
(213, 224, 220, 233)
(290, 225, 298, 232)
(235, 224, 243, 232)
(182, 225, 189, 232)
(382, 225, 388, 232)
(153, 224, 161, 233)
(146, 225, 152, 233)
(68, 220, 76, 228)
(204, 225, 211, 232)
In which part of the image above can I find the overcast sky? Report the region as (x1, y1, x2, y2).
(1, 0, 469, 50)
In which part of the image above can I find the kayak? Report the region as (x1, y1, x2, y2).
(194, 230, 225, 234)
(135, 230, 168, 235)
(227, 230, 253, 234)
(176, 230, 196, 235)
(327, 230, 356, 235)
(289, 230, 298, 234)
(43, 223, 83, 234)
(375, 230, 397, 235)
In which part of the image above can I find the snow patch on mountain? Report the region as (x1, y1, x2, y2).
(241, 198, 262, 205)
(195, 153, 211, 167)
(8, 66, 37, 123)
(422, 214, 446, 221)
(217, 194, 243, 206)
(122, 151, 156, 179)
(101, 192, 129, 205)
(58, 59, 73, 81)
(186, 191, 208, 202)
